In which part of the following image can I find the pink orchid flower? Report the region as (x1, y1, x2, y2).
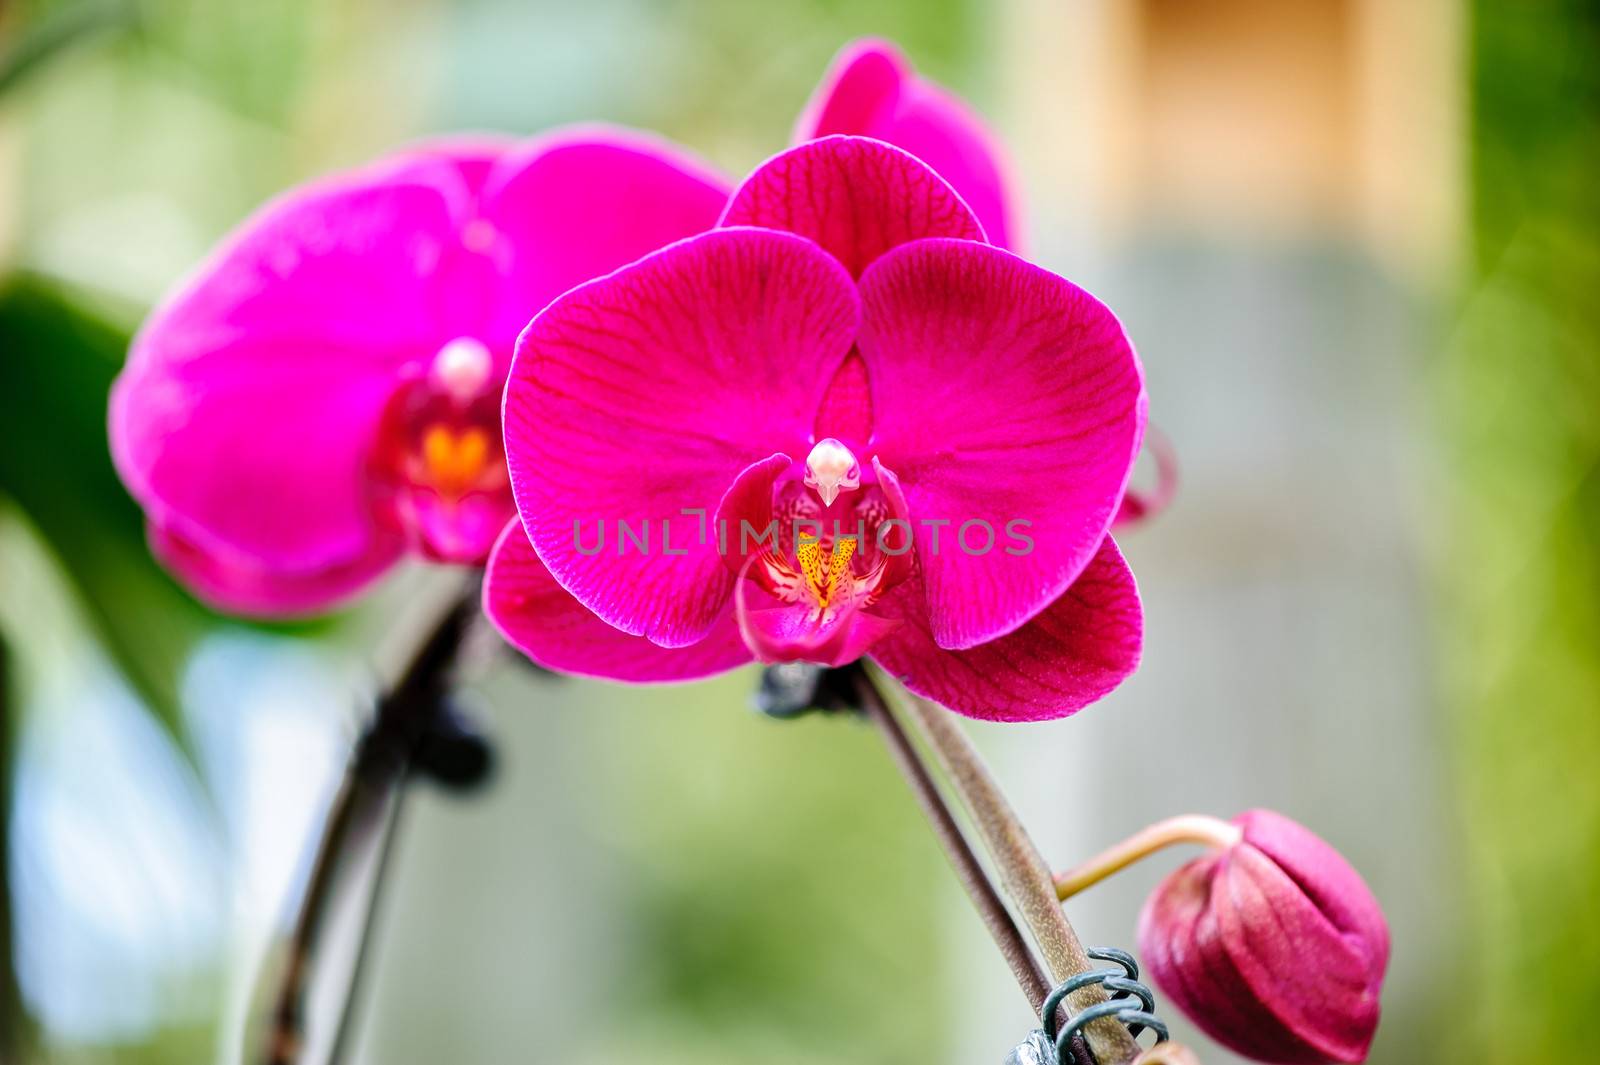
(796, 37, 1019, 250)
(487, 135, 1145, 721)
(110, 127, 730, 616)
(1138, 810, 1391, 1064)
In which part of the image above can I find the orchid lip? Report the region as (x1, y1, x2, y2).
(796, 530, 858, 614)
(369, 336, 512, 563)
(741, 451, 905, 642)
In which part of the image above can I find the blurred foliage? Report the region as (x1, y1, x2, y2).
(593, 699, 947, 1063)
(0, 0, 130, 98)
(1440, 0, 1600, 1059)
(1, 636, 30, 1064)
(0, 277, 215, 747)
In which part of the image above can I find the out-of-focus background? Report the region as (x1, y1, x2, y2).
(1, 1, 1595, 1062)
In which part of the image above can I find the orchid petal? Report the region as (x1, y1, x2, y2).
(1112, 426, 1179, 529)
(484, 520, 750, 682)
(858, 238, 1145, 649)
(110, 169, 473, 570)
(795, 39, 1018, 249)
(371, 134, 518, 197)
(721, 136, 984, 278)
(868, 535, 1142, 721)
(481, 125, 733, 354)
(147, 519, 402, 618)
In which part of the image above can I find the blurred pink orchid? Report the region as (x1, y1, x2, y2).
(487, 136, 1146, 720)
(793, 40, 1178, 531)
(110, 128, 730, 616)
(796, 38, 1019, 250)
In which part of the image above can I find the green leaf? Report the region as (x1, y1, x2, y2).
(0, 276, 219, 751)
(0, 0, 135, 99)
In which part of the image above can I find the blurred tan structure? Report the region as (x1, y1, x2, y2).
(1005, 0, 1461, 278)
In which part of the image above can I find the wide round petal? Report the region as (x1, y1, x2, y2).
(867, 535, 1141, 721)
(794, 38, 1018, 250)
(857, 238, 1146, 649)
(720, 136, 984, 278)
(484, 520, 750, 682)
(504, 228, 860, 647)
(147, 519, 402, 618)
(113, 338, 406, 572)
(125, 160, 475, 368)
(1139, 812, 1389, 1064)
(479, 125, 733, 354)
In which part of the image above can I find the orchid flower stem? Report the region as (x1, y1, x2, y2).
(881, 675, 1144, 1065)
(1053, 815, 1242, 901)
(846, 666, 1052, 1012)
(259, 578, 482, 1065)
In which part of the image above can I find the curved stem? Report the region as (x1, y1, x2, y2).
(883, 677, 1143, 1065)
(847, 666, 1052, 1011)
(259, 578, 481, 1065)
(324, 784, 409, 1064)
(1, 638, 36, 1062)
(1054, 815, 1241, 901)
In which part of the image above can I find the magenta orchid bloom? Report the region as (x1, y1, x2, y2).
(796, 38, 1018, 250)
(110, 127, 730, 616)
(1138, 810, 1391, 1064)
(487, 135, 1145, 721)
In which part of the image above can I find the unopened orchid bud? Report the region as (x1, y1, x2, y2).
(1136, 810, 1389, 1064)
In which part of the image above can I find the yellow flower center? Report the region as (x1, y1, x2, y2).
(421, 424, 493, 498)
(796, 532, 858, 608)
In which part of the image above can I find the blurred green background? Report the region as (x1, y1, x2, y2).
(1, 1, 1596, 1063)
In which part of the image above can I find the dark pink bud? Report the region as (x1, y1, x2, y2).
(1136, 810, 1389, 1064)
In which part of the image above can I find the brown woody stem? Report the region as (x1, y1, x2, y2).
(259, 579, 481, 1065)
(846, 666, 1052, 1012)
(885, 676, 1143, 1065)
